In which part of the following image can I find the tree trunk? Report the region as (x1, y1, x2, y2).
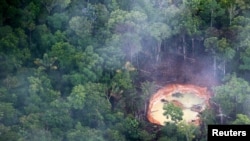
(182, 35, 186, 60)
(218, 106, 224, 124)
(156, 41, 161, 63)
(228, 3, 236, 26)
(229, 7, 232, 26)
(223, 59, 226, 76)
(136, 53, 139, 69)
(210, 9, 214, 27)
(130, 47, 132, 62)
(213, 55, 216, 78)
(29, 30, 31, 47)
(192, 38, 194, 57)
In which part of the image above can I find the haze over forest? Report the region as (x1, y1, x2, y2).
(1, 0, 250, 140)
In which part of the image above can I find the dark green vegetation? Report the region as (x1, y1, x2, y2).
(1, 0, 250, 140)
(163, 102, 183, 123)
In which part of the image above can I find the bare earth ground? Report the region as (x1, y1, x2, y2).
(137, 53, 218, 125)
(147, 84, 211, 126)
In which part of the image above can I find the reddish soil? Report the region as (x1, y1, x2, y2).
(147, 84, 211, 126)
(137, 52, 218, 126)
(171, 100, 185, 109)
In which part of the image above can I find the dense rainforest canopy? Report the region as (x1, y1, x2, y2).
(1, 0, 250, 140)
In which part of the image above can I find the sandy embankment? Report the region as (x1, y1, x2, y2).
(147, 84, 211, 126)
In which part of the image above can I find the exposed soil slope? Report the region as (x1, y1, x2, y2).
(147, 84, 211, 126)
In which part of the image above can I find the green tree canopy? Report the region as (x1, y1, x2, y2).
(212, 74, 250, 120)
(163, 103, 183, 123)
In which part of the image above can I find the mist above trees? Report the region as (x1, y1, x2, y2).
(1, 0, 250, 140)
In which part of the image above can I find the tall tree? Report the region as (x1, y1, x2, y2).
(163, 103, 183, 123)
(212, 74, 250, 121)
(140, 81, 157, 117)
(47, 13, 69, 32)
(183, 0, 203, 57)
(68, 83, 111, 128)
(219, 0, 239, 26)
(217, 38, 235, 76)
(66, 122, 105, 141)
(107, 9, 147, 62)
(177, 121, 198, 141)
(232, 114, 250, 124)
(198, 0, 225, 28)
(67, 85, 86, 110)
(0, 26, 30, 75)
(21, 2, 40, 46)
(146, 22, 171, 62)
(204, 36, 219, 77)
(32, 24, 55, 55)
(68, 15, 93, 46)
(41, 0, 71, 14)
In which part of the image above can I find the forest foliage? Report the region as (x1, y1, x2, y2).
(1, 0, 250, 140)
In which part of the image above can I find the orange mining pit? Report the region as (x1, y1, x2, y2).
(147, 84, 211, 126)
